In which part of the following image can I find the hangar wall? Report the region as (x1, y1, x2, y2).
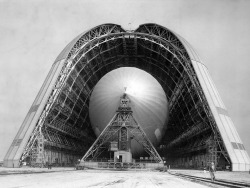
(3, 60, 65, 167)
(3, 23, 250, 171)
(192, 60, 250, 171)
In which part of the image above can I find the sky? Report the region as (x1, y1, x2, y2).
(0, 0, 250, 161)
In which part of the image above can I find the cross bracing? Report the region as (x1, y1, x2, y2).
(81, 94, 163, 163)
(4, 23, 250, 171)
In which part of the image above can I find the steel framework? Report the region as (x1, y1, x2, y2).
(81, 94, 163, 163)
(4, 23, 249, 170)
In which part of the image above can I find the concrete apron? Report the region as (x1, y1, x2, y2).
(77, 161, 164, 170)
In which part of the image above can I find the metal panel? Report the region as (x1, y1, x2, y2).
(238, 146, 250, 165)
(220, 115, 236, 142)
(202, 66, 226, 109)
(3, 59, 65, 167)
(216, 107, 229, 116)
(224, 114, 249, 165)
(217, 114, 239, 165)
(4, 61, 60, 166)
(191, 60, 250, 171)
(235, 150, 247, 164)
(198, 63, 221, 108)
(226, 116, 241, 143)
(6, 111, 36, 165)
(218, 112, 249, 168)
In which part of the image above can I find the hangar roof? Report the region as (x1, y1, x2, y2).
(55, 23, 201, 63)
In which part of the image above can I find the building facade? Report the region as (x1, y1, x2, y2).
(4, 23, 250, 171)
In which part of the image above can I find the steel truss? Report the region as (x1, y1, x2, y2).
(81, 94, 163, 163)
(19, 24, 229, 167)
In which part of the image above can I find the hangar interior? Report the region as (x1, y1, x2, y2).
(4, 23, 250, 171)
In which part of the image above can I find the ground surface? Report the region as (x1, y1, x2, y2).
(0, 167, 209, 188)
(170, 169, 250, 184)
(1, 167, 250, 188)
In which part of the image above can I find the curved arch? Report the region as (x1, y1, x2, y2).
(43, 23, 220, 164)
(55, 23, 125, 62)
(4, 23, 250, 171)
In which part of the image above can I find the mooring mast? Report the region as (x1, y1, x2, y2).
(81, 93, 163, 163)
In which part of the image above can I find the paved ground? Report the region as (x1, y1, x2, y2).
(170, 169, 250, 184)
(0, 168, 209, 188)
(0, 166, 75, 175)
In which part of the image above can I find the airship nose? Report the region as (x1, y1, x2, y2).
(89, 67, 169, 156)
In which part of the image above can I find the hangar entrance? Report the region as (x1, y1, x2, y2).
(81, 67, 168, 164)
(5, 24, 249, 171)
(79, 92, 164, 169)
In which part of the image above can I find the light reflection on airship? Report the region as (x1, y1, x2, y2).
(89, 67, 169, 156)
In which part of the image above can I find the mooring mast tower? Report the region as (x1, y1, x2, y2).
(81, 93, 163, 163)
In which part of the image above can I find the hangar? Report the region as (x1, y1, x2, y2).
(4, 23, 250, 171)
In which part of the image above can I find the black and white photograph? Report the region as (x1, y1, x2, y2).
(0, 0, 250, 187)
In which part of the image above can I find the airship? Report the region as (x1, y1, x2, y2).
(89, 67, 169, 156)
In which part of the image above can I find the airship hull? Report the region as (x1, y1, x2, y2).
(89, 67, 169, 156)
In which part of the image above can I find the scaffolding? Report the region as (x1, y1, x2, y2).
(5, 23, 244, 170)
(81, 94, 163, 163)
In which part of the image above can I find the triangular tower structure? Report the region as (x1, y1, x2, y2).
(81, 93, 163, 163)
(4, 23, 250, 171)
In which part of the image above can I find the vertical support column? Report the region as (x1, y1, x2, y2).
(119, 127, 128, 151)
(37, 135, 45, 167)
(207, 135, 217, 168)
(30, 134, 45, 167)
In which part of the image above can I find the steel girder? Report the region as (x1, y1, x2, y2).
(81, 94, 163, 163)
(19, 23, 229, 166)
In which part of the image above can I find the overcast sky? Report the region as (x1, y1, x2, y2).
(0, 0, 250, 161)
